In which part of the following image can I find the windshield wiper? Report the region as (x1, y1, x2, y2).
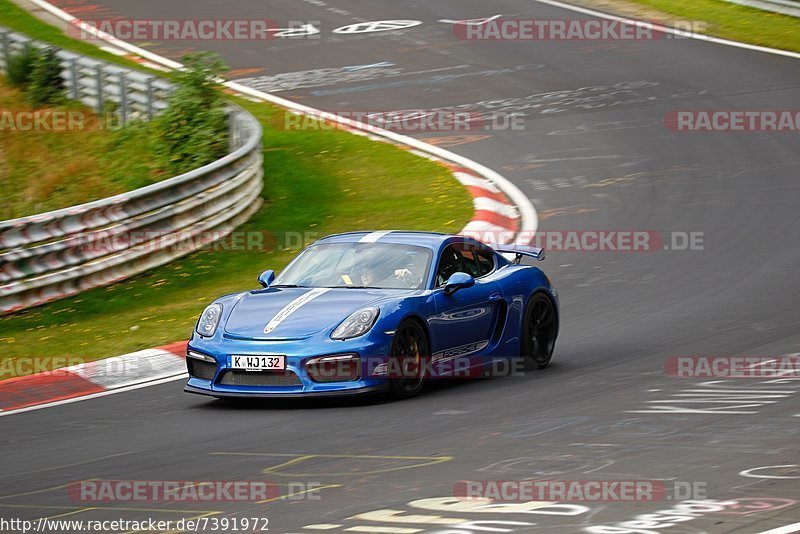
(270, 284, 307, 288)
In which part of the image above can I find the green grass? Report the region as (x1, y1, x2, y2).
(0, 0, 474, 375)
(619, 0, 800, 52)
(0, 79, 171, 219)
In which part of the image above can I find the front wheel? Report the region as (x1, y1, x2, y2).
(521, 293, 557, 370)
(387, 320, 429, 398)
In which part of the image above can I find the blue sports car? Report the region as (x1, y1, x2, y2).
(184, 231, 558, 399)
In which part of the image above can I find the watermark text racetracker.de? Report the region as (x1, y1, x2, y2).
(68, 479, 324, 502)
(463, 230, 705, 252)
(665, 355, 800, 378)
(68, 18, 322, 40)
(70, 230, 319, 255)
(665, 110, 800, 132)
(454, 19, 707, 40)
(306, 355, 529, 381)
(279, 109, 525, 132)
(0, 357, 85, 379)
(1, 356, 172, 381)
(453, 480, 708, 502)
(0, 110, 119, 132)
(65, 230, 703, 255)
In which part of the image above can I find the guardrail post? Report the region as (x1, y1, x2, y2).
(119, 71, 128, 125)
(146, 77, 154, 120)
(228, 111, 238, 151)
(69, 57, 79, 100)
(95, 63, 104, 112)
(0, 31, 9, 71)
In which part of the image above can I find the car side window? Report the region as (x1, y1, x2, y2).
(458, 243, 495, 279)
(435, 246, 465, 287)
(435, 243, 496, 287)
(474, 247, 495, 276)
(459, 249, 481, 277)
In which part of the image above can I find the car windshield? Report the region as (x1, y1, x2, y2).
(274, 242, 432, 290)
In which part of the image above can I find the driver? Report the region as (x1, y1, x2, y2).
(393, 253, 427, 289)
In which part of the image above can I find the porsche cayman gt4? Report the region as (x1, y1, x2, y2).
(184, 231, 558, 399)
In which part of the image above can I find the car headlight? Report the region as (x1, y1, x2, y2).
(331, 307, 379, 340)
(196, 303, 223, 337)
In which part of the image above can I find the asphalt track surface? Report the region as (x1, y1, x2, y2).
(2, 0, 800, 532)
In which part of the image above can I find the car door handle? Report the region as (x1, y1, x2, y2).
(488, 293, 502, 302)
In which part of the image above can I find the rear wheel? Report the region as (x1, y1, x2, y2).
(387, 320, 429, 398)
(521, 293, 557, 370)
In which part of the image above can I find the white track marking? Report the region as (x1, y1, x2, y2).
(268, 24, 320, 38)
(438, 15, 502, 26)
(333, 20, 423, 34)
(453, 172, 501, 192)
(739, 465, 800, 479)
(473, 197, 520, 219)
(755, 523, 800, 534)
(529, 0, 800, 60)
(99, 45, 126, 56)
(0, 374, 188, 418)
(346, 528, 423, 533)
(343, 62, 394, 71)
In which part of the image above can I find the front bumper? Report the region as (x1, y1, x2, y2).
(184, 330, 393, 398)
(184, 383, 387, 398)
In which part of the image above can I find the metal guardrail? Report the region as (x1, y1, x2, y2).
(0, 27, 173, 121)
(0, 25, 264, 314)
(722, 0, 800, 17)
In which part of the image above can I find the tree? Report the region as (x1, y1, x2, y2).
(153, 52, 229, 174)
(27, 47, 64, 106)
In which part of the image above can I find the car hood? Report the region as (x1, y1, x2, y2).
(224, 287, 394, 340)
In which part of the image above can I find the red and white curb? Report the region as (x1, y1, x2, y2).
(0, 342, 187, 416)
(453, 168, 521, 242)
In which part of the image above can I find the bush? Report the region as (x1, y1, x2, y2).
(26, 47, 64, 106)
(5, 45, 39, 88)
(152, 52, 229, 174)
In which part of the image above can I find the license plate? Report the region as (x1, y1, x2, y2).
(230, 355, 285, 371)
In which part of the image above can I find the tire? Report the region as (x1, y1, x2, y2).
(521, 292, 557, 371)
(387, 320, 429, 398)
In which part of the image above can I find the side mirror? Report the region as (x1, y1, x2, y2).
(444, 272, 475, 295)
(258, 269, 275, 288)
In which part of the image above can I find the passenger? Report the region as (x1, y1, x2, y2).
(359, 268, 380, 287)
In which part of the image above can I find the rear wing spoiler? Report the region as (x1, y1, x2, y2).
(489, 243, 545, 262)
